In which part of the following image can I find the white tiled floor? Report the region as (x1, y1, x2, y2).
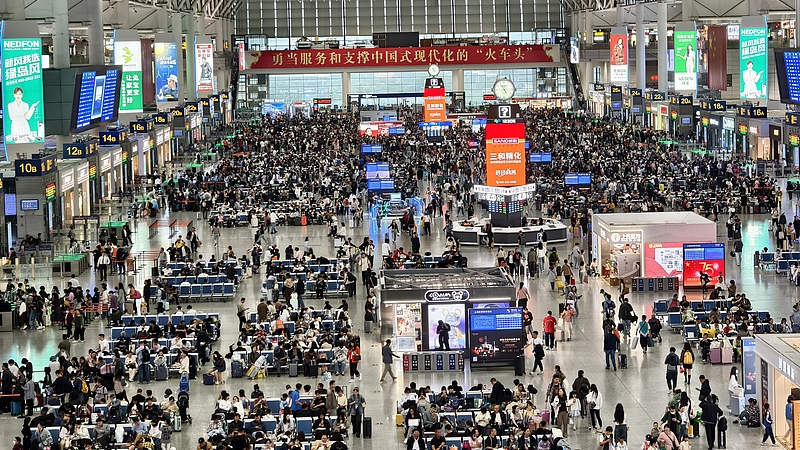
(0, 195, 795, 450)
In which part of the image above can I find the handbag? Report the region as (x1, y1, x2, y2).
(353, 354, 361, 362)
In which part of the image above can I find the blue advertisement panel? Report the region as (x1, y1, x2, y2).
(468, 307, 524, 363)
(742, 338, 757, 396)
(154, 42, 179, 102)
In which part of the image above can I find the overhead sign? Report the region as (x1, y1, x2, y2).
(424, 78, 447, 122)
(674, 26, 698, 90)
(610, 27, 629, 83)
(2, 37, 44, 153)
(63, 141, 98, 159)
(99, 129, 127, 145)
(195, 41, 214, 95)
(425, 290, 470, 302)
(740, 16, 768, 100)
(113, 33, 143, 112)
(485, 121, 526, 187)
(154, 41, 179, 102)
(14, 154, 57, 177)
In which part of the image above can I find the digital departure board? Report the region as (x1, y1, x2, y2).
(529, 152, 553, 163)
(487, 201, 521, 214)
(70, 66, 123, 132)
(776, 51, 800, 105)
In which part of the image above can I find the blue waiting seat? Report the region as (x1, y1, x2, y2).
(296, 417, 313, 435)
(668, 312, 682, 329)
(653, 300, 668, 315)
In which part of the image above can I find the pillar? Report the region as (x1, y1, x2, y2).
(658, 1, 668, 92)
(682, 0, 694, 21)
(184, 13, 197, 101)
(0, 0, 25, 20)
(451, 68, 464, 92)
(116, 0, 131, 29)
(171, 12, 186, 100)
(215, 19, 229, 92)
(636, 3, 646, 89)
(342, 71, 351, 106)
(87, 0, 104, 65)
(52, 0, 70, 69)
(156, 6, 169, 33)
(582, 61, 594, 97)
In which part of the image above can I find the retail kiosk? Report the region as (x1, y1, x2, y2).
(754, 334, 800, 449)
(592, 212, 718, 284)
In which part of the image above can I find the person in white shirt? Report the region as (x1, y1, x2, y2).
(98, 333, 110, 354)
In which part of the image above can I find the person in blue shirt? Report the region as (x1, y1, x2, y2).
(784, 397, 794, 442)
(290, 383, 302, 412)
(132, 417, 149, 436)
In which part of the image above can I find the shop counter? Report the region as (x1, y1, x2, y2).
(452, 220, 569, 246)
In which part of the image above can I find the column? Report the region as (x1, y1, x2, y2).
(0, 0, 25, 20)
(87, 0, 104, 65)
(184, 12, 197, 101)
(341, 71, 351, 106)
(582, 61, 594, 97)
(636, 3, 646, 89)
(682, 0, 694, 21)
(52, 0, 70, 69)
(156, 6, 169, 32)
(171, 11, 186, 100)
(215, 19, 229, 92)
(116, 0, 131, 29)
(658, 1, 668, 92)
(451, 68, 464, 92)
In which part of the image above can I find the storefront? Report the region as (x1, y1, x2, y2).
(154, 126, 171, 168)
(769, 123, 784, 164)
(379, 268, 517, 358)
(749, 119, 771, 161)
(754, 334, 800, 449)
(12, 154, 59, 241)
(170, 106, 188, 156)
(74, 162, 90, 217)
(131, 134, 154, 178)
(643, 91, 665, 129)
(112, 148, 124, 195)
(219, 92, 233, 125)
(668, 96, 694, 137)
(735, 106, 769, 159)
(59, 166, 75, 226)
(589, 84, 605, 116)
(98, 149, 114, 200)
(784, 112, 800, 170)
(592, 212, 718, 284)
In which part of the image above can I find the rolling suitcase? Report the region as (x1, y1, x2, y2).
(231, 360, 244, 378)
(710, 347, 722, 364)
(540, 410, 550, 424)
(10, 399, 22, 415)
(173, 414, 182, 432)
(514, 355, 525, 376)
(289, 362, 299, 377)
(155, 365, 168, 381)
(203, 373, 215, 385)
(363, 416, 372, 438)
(364, 321, 372, 333)
(179, 375, 190, 392)
(618, 353, 628, 369)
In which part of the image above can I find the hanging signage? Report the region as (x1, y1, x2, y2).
(485, 122, 526, 187)
(154, 41, 179, 102)
(88, 164, 97, 179)
(674, 27, 698, 90)
(113, 35, 143, 112)
(2, 37, 44, 152)
(61, 171, 74, 192)
(99, 129, 127, 145)
(153, 113, 171, 125)
(424, 290, 470, 302)
(130, 120, 153, 134)
(100, 154, 112, 172)
(14, 154, 57, 177)
(741, 338, 757, 395)
(76, 164, 89, 184)
(740, 16, 768, 100)
(195, 41, 214, 95)
(45, 183, 56, 201)
(610, 27, 629, 83)
(62, 141, 98, 159)
(569, 37, 580, 64)
(423, 78, 447, 122)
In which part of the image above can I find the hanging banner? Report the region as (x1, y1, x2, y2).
(707, 26, 728, 91)
(739, 16, 768, 101)
(113, 31, 143, 112)
(674, 24, 697, 91)
(195, 41, 214, 95)
(154, 41, 179, 102)
(2, 37, 44, 149)
(570, 37, 580, 64)
(609, 27, 629, 83)
(485, 121, 526, 187)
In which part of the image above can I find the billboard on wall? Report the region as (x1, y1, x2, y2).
(113, 33, 143, 112)
(570, 37, 580, 64)
(195, 41, 214, 95)
(740, 16, 768, 100)
(674, 26, 698, 91)
(644, 242, 684, 278)
(683, 243, 725, 287)
(485, 121, 526, 186)
(609, 27, 629, 83)
(2, 37, 44, 151)
(154, 41, 179, 102)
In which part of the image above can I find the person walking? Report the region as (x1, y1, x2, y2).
(347, 341, 361, 382)
(560, 305, 577, 341)
(699, 395, 723, 450)
(762, 402, 776, 446)
(515, 282, 531, 309)
(603, 327, 619, 371)
(529, 331, 545, 374)
(380, 339, 399, 382)
(681, 343, 695, 384)
(542, 311, 557, 350)
(636, 315, 650, 354)
(97, 251, 110, 281)
(347, 387, 366, 437)
(586, 384, 603, 431)
(665, 347, 680, 392)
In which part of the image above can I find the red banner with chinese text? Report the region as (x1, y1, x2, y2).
(245, 45, 558, 70)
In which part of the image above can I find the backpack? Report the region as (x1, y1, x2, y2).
(683, 351, 694, 365)
(445, 323, 451, 332)
(80, 378, 89, 394)
(141, 347, 151, 363)
(503, 388, 514, 403)
(556, 266, 562, 276)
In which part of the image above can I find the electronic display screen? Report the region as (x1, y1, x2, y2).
(420, 121, 452, 143)
(644, 242, 684, 278)
(681, 117, 692, 124)
(468, 308, 524, 363)
(70, 66, 123, 132)
(564, 173, 592, 185)
(388, 126, 405, 135)
(360, 144, 382, 154)
(487, 201, 521, 214)
(775, 50, 800, 104)
(19, 199, 39, 211)
(682, 243, 725, 287)
(426, 303, 466, 350)
(4, 194, 16, 216)
(367, 179, 395, 191)
(365, 162, 390, 179)
(530, 152, 553, 163)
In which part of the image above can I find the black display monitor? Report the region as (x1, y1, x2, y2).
(70, 66, 123, 133)
(775, 50, 800, 105)
(468, 307, 524, 363)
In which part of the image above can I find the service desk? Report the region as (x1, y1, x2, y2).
(452, 220, 569, 246)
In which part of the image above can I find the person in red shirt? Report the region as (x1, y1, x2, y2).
(542, 311, 557, 350)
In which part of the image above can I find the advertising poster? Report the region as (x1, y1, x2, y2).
(570, 37, 580, 64)
(609, 28, 629, 83)
(154, 42, 179, 102)
(682, 243, 725, 287)
(740, 18, 768, 100)
(644, 242, 684, 277)
(426, 303, 466, 350)
(113, 38, 143, 112)
(741, 338, 757, 396)
(195, 42, 214, 95)
(2, 37, 44, 150)
(674, 29, 698, 91)
(423, 86, 447, 122)
(485, 121, 526, 186)
(468, 308, 524, 363)
(707, 26, 728, 91)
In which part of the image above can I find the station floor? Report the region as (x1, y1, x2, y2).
(0, 198, 797, 450)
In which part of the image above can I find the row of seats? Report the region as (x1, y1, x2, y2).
(177, 283, 236, 301)
(263, 279, 346, 295)
(115, 313, 221, 329)
(246, 313, 344, 333)
(653, 299, 733, 315)
(666, 309, 769, 329)
(99, 351, 200, 367)
(231, 349, 335, 373)
(166, 261, 238, 271)
(163, 275, 235, 286)
(106, 337, 197, 352)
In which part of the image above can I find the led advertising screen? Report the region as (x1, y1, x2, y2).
(570, 36, 580, 64)
(420, 121, 451, 143)
(468, 307, 524, 363)
(740, 19, 768, 100)
(424, 85, 447, 122)
(367, 179, 395, 191)
(775, 51, 800, 105)
(610, 28, 629, 83)
(19, 199, 39, 211)
(365, 162, 390, 179)
(154, 42, 179, 102)
(485, 121, 526, 186)
(70, 67, 122, 133)
(195, 41, 214, 95)
(113, 35, 143, 112)
(683, 243, 725, 287)
(426, 303, 466, 350)
(358, 121, 403, 137)
(644, 242, 684, 277)
(360, 144, 382, 154)
(674, 29, 698, 90)
(529, 152, 553, 163)
(2, 37, 44, 150)
(564, 173, 592, 186)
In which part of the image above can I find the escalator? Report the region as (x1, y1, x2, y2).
(561, 43, 585, 110)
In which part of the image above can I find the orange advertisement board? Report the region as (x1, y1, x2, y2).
(485, 122, 526, 186)
(424, 87, 447, 122)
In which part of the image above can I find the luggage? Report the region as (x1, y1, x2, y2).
(203, 373, 215, 385)
(556, 329, 565, 342)
(231, 360, 244, 378)
(618, 353, 628, 369)
(710, 348, 722, 364)
(514, 355, 525, 376)
(363, 416, 372, 438)
(364, 320, 372, 333)
(155, 365, 168, 381)
(396, 413, 404, 427)
(179, 375, 190, 392)
(289, 362, 299, 377)
(540, 410, 550, 424)
(47, 396, 61, 406)
(10, 399, 22, 415)
(688, 424, 695, 438)
(151, 266, 160, 278)
(173, 414, 182, 432)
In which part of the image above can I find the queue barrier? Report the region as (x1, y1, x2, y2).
(402, 351, 465, 372)
(631, 276, 679, 292)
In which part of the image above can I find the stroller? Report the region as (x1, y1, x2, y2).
(177, 390, 193, 424)
(648, 317, 663, 343)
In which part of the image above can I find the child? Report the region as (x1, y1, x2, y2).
(567, 391, 582, 431)
(615, 436, 628, 450)
(762, 402, 776, 445)
(678, 435, 691, 450)
(717, 416, 727, 448)
(649, 422, 661, 438)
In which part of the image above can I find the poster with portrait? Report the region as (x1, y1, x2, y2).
(609, 27, 629, 83)
(2, 37, 44, 149)
(195, 42, 214, 95)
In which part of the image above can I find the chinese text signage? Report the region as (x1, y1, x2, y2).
(485, 121, 526, 187)
(195, 42, 214, 95)
(2, 37, 44, 152)
(113, 38, 143, 112)
(740, 17, 768, 100)
(154, 42, 179, 102)
(609, 28, 629, 83)
(674, 28, 698, 90)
